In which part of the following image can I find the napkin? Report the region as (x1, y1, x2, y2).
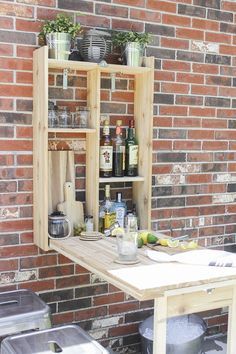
(146, 249, 236, 267)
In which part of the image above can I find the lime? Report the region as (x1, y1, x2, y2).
(167, 239, 180, 248)
(147, 233, 158, 244)
(137, 237, 144, 248)
(111, 227, 125, 236)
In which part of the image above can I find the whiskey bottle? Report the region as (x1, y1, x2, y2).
(99, 120, 113, 178)
(113, 120, 125, 177)
(99, 185, 116, 233)
(125, 119, 138, 176)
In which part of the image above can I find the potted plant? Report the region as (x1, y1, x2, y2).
(39, 14, 82, 60)
(112, 31, 150, 67)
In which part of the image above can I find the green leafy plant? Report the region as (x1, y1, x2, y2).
(39, 14, 82, 39)
(112, 31, 150, 47)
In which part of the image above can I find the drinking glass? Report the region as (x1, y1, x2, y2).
(116, 231, 138, 262)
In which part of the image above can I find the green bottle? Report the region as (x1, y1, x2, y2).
(125, 119, 138, 176)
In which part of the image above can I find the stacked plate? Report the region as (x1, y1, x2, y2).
(79, 231, 103, 241)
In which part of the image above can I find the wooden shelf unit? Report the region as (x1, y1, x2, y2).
(33, 46, 154, 251)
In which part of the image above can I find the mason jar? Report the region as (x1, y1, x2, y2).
(73, 106, 90, 128)
(58, 106, 72, 128)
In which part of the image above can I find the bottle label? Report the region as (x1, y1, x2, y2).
(129, 145, 138, 165)
(103, 125, 109, 135)
(100, 146, 113, 171)
(104, 212, 116, 229)
(116, 207, 125, 228)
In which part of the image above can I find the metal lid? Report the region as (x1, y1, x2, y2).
(1, 325, 109, 354)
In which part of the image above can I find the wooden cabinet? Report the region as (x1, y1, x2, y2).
(33, 46, 154, 251)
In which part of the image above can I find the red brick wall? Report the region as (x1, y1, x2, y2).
(1, 0, 236, 351)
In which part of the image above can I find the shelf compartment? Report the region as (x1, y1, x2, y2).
(48, 128, 96, 134)
(99, 176, 145, 183)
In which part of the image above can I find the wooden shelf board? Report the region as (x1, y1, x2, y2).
(48, 58, 151, 74)
(48, 128, 96, 134)
(99, 176, 145, 183)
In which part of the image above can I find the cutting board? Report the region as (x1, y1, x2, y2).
(57, 182, 84, 236)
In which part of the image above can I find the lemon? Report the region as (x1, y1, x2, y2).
(187, 240, 198, 249)
(111, 227, 125, 236)
(139, 231, 149, 245)
(167, 239, 180, 248)
(159, 238, 168, 246)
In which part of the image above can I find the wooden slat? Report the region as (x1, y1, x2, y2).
(33, 46, 49, 251)
(48, 58, 97, 71)
(133, 57, 154, 230)
(48, 128, 96, 134)
(99, 176, 145, 183)
(86, 68, 100, 230)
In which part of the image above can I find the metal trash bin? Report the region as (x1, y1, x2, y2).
(0, 289, 51, 336)
(139, 314, 206, 354)
(1, 324, 110, 354)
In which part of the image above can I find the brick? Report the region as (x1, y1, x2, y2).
(220, 87, 236, 97)
(159, 105, 188, 116)
(0, 16, 13, 29)
(0, 112, 32, 124)
(217, 108, 236, 117)
(56, 274, 90, 289)
(52, 312, 74, 325)
(109, 301, 139, 315)
(0, 30, 36, 45)
(189, 107, 216, 117)
(177, 72, 204, 84)
(113, 18, 144, 31)
(17, 0, 55, 6)
(192, 18, 219, 31)
(0, 43, 13, 56)
(0, 3, 34, 18)
(191, 85, 217, 96)
(178, 4, 206, 18)
(177, 50, 204, 63)
(16, 71, 33, 84)
(75, 284, 108, 298)
(49, 87, 73, 100)
(75, 306, 107, 321)
(146, 0, 176, 13)
(202, 141, 228, 150)
(220, 45, 236, 56)
(76, 13, 110, 28)
(148, 47, 175, 60)
(0, 70, 13, 83)
(161, 37, 189, 50)
(113, 0, 144, 5)
(205, 97, 230, 107)
(0, 140, 32, 151)
(174, 141, 201, 150)
(0, 126, 14, 138)
(188, 130, 214, 140)
(155, 70, 175, 82)
(162, 13, 190, 27)
(130, 9, 161, 22)
(176, 27, 204, 40)
(216, 131, 236, 140)
(162, 82, 189, 94)
(208, 9, 233, 22)
(0, 259, 18, 272)
(154, 93, 174, 104)
(193, 0, 220, 9)
(20, 255, 57, 269)
(19, 280, 55, 292)
(16, 126, 32, 138)
(94, 292, 125, 306)
(202, 119, 227, 129)
(205, 32, 231, 45)
(206, 75, 232, 86)
(156, 197, 185, 208)
(0, 58, 32, 70)
(159, 129, 186, 140)
(58, 0, 93, 12)
(39, 265, 74, 278)
(100, 102, 126, 114)
(95, 4, 128, 17)
(162, 60, 190, 72)
(0, 181, 17, 192)
(0, 154, 14, 165)
(174, 117, 201, 128)
(153, 140, 172, 150)
(16, 99, 33, 111)
(17, 45, 35, 58)
(145, 23, 175, 37)
(111, 91, 134, 102)
(222, 1, 236, 11)
(176, 95, 203, 106)
(192, 64, 219, 74)
(0, 85, 32, 97)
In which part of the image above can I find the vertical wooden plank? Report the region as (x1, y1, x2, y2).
(86, 69, 100, 229)
(153, 297, 167, 354)
(33, 46, 49, 251)
(227, 285, 236, 354)
(133, 57, 154, 230)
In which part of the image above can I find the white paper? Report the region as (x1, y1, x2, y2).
(146, 249, 236, 267)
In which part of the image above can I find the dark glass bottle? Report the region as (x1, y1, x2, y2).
(99, 120, 113, 178)
(113, 120, 125, 177)
(125, 119, 138, 176)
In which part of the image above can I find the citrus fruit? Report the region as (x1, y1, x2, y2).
(147, 233, 158, 244)
(187, 240, 198, 249)
(159, 238, 168, 246)
(139, 231, 149, 245)
(137, 237, 144, 248)
(111, 227, 125, 236)
(167, 239, 180, 248)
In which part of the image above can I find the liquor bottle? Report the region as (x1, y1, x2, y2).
(125, 119, 139, 176)
(113, 192, 127, 228)
(99, 185, 116, 233)
(113, 120, 125, 177)
(99, 120, 113, 178)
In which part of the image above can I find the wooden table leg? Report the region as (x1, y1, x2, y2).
(153, 296, 167, 354)
(227, 285, 236, 354)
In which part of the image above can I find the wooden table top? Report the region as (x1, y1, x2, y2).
(50, 237, 236, 301)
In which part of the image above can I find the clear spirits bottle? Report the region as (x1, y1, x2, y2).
(99, 185, 116, 233)
(113, 192, 127, 228)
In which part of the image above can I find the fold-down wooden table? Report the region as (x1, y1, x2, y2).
(50, 237, 236, 354)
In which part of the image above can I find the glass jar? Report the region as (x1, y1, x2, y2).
(73, 106, 90, 128)
(48, 101, 58, 127)
(85, 215, 94, 232)
(58, 106, 72, 128)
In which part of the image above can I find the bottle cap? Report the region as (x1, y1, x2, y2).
(116, 120, 122, 127)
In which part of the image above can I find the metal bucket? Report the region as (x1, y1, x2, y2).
(124, 42, 144, 67)
(139, 314, 207, 354)
(46, 33, 71, 60)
